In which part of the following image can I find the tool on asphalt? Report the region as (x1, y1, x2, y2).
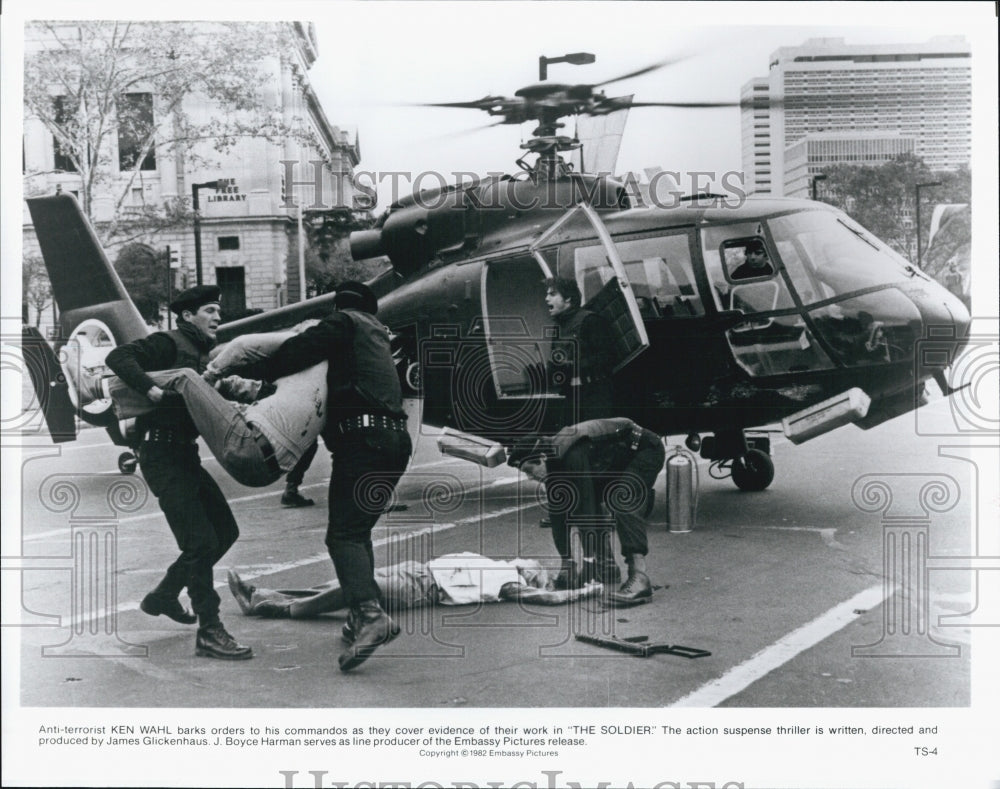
(575, 633, 710, 659)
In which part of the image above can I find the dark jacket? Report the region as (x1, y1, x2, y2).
(549, 417, 660, 472)
(260, 309, 405, 442)
(105, 321, 215, 437)
(548, 306, 617, 426)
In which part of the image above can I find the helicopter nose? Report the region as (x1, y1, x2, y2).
(914, 286, 971, 374)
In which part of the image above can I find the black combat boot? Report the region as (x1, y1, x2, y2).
(140, 592, 197, 624)
(281, 483, 314, 508)
(195, 619, 254, 660)
(338, 600, 400, 672)
(609, 555, 652, 606)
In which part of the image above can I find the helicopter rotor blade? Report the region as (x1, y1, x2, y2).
(628, 97, 786, 110)
(408, 94, 519, 111)
(591, 55, 691, 88)
(418, 119, 508, 143)
(411, 99, 504, 110)
(629, 100, 741, 109)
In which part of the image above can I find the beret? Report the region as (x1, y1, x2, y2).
(170, 284, 221, 316)
(333, 280, 378, 315)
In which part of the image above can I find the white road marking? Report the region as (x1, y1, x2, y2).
(19, 481, 330, 542)
(670, 584, 889, 708)
(22, 461, 518, 543)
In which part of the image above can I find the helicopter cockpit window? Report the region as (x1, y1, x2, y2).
(721, 237, 774, 281)
(573, 234, 703, 317)
(767, 209, 918, 306)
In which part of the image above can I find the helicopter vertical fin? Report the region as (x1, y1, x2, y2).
(25, 193, 151, 438)
(20, 325, 78, 443)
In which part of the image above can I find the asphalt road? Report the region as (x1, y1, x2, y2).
(12, 395, 978, 708)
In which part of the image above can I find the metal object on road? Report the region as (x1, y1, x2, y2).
(437, 429, 507, 467)
(666, 445, 698, 533)
(781, 387, 870, 445)
(575, 633, 711, 659)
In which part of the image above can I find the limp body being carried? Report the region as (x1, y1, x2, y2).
(107, 326, 327, 488)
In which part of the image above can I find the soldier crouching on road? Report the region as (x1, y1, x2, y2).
(510, 417, 666, 605)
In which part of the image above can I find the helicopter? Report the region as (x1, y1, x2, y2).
(23, 55, 972, 490)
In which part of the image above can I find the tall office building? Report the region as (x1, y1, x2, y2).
(740, 77, 773, 195)
(741, 36, 971, 196)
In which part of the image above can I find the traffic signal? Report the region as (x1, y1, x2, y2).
(167, 245, 182, 269)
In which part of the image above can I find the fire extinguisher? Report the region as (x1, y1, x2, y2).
(666, 445, 698, 533)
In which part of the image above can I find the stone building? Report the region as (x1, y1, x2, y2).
(22, 21, 363, 331)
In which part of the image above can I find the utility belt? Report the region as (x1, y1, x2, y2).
(248, 423, 281, 476)
(336, 413, 408, 435)
(142, 428, 196, 445)
(593, 428, 646, 456)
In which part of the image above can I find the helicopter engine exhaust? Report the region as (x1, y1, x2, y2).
(350, 229, 385, 261)
(350, 187, 468, 277)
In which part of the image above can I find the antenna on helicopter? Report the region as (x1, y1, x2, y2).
(538, 51, 596, 81)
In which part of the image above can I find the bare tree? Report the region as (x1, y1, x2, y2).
(23, 21, 318, 244)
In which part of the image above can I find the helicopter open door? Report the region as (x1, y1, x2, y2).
(481, 202, 649, 404)
(481, 253, 557, 400)
(530, 201, 649, 371)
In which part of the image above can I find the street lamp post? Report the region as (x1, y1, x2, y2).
(811, 173, 827, 201)
(915, 181, 942, 269)
(297, 203, 307, 303)
(538, 51, 596, 81)
(165, 246, 173, 330)
(191, 180, 219, 286)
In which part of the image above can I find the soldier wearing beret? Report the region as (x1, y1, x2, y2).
(259, 281, 412, 671)
(106, 284, 253, 660)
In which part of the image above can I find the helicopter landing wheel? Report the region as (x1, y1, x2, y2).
(405, 361, 421, 393)
(731, 448, 774, 492)
(118, 451, 138, 475)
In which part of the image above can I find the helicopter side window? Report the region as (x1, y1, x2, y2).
(580, 265, 614, 304)
(622, 258, 669, 318)
(573, 234, 703, 317)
